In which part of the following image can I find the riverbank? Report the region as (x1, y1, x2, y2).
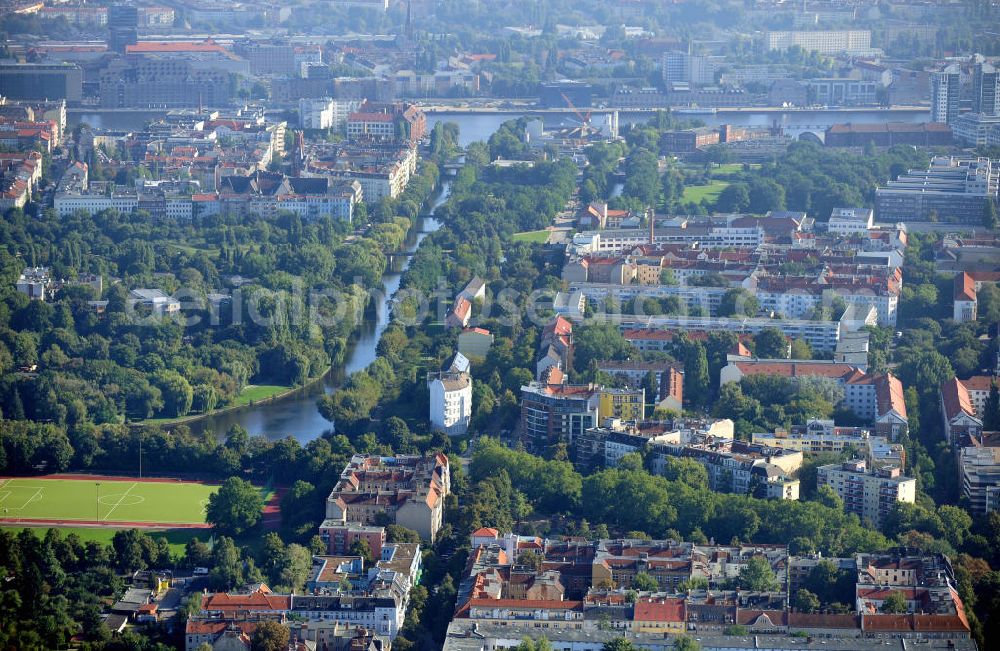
(172, 175, 452, 440)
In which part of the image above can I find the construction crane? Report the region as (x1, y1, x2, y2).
(560, 92, 593, 134)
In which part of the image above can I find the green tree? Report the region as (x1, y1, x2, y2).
(718, 288, 759, 318)
(985, 382, 1000, 431)
(602, 638, 639, 651)
(739, 556, 778, 591)
(881, 591, 908, 614)
(984, 198, 998, 230)
(206, 477, 264, 536)
(716, 183, 750, 213)
(793, 588, 821, 613)
(251, 620, 290, 651)
(754, 328, 788, 359)
(632, 572, 659, 591)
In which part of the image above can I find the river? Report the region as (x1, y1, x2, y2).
(424, 108, 931, 145)
(70, 107, 930, 147)
(188, 183, 447, 442)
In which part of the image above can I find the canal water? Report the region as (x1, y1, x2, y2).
(187, 184, 447, 442)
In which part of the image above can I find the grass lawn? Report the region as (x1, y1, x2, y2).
(7, 526, 210, 556)
(682, 180, 730, 204)
(511, 230, 550, 243)
(139, 384, 292, 425)
(0, 477, 217, 525)
(233, 384, 290, 406)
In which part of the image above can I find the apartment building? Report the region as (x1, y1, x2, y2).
(931, 66, 961, 125)
(752, 420, 905, 470)
(427, 370, 472, 436)
(816, 459, 916, 525)
(451, 535, 971, 646)
(596, 360, 684, 411)
(299, 98, 363, 130)
(827, 208, 874, 236)
(324, 454, 450, 541)
(520, 382, 600, 450)
(960, 444, 1000, 515)
(940, 376, 987, 444)
(347, 101, 427, 144)
(598, 387, 646, 421)
(649, 438, 802, 500)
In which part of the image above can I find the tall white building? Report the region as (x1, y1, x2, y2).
(427, 371, 472, 436)
(299, 98, 362, 130)
(931, 65, 960, 125)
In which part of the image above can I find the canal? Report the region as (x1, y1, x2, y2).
(187, 182, 448, 442)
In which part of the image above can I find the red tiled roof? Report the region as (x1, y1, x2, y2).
(875, 373, 907, 419)
(960, 375, 994, 393)
(941, 377, 976, 421)
(472, 527, 500, 538)
(733, 361, 856, 379)
(634, 598, 685, 622)
(955, 272, 977, 302)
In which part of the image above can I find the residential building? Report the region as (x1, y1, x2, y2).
(649, 438, 802, 500)
(324, 454, 451, 541)
(598, 387, 645, 421)
(973, 62, 1000, 117)
(930, 66, 961, 125)
(520, 381, 600, 450)
(347, 101, 426, 144)
(427, 370, 472, 436)
(129, 289, 180, 316)
(816, 459, 916, 525)
(662, 52, 718, 85)
(217, 171, 361, 222)
(299, 98, 363, 130)
(954, 272, 978, 322)
(960, 444, 1000, 515)
(827, 208, 874, 235)
(940, 377, 987, 445)
(875, 156, 1000, 224)
(752, 420, 905, 470)
(537, 316, 574, 380)
(596, 360, 684, 411)
(449, 539, 970, 649)
(16, 267, 52, 301)
(318, 523, 386, 557)
(0, 151, 43, 211)
(446, 296, 472, 329)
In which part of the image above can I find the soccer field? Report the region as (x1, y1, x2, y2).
(0, 476, 218, 526)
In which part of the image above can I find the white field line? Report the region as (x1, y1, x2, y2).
(101, 482, 138, 522)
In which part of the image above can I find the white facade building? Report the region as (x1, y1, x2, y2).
(427, 371, 472, 436)
(828, 207, 874, 234)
